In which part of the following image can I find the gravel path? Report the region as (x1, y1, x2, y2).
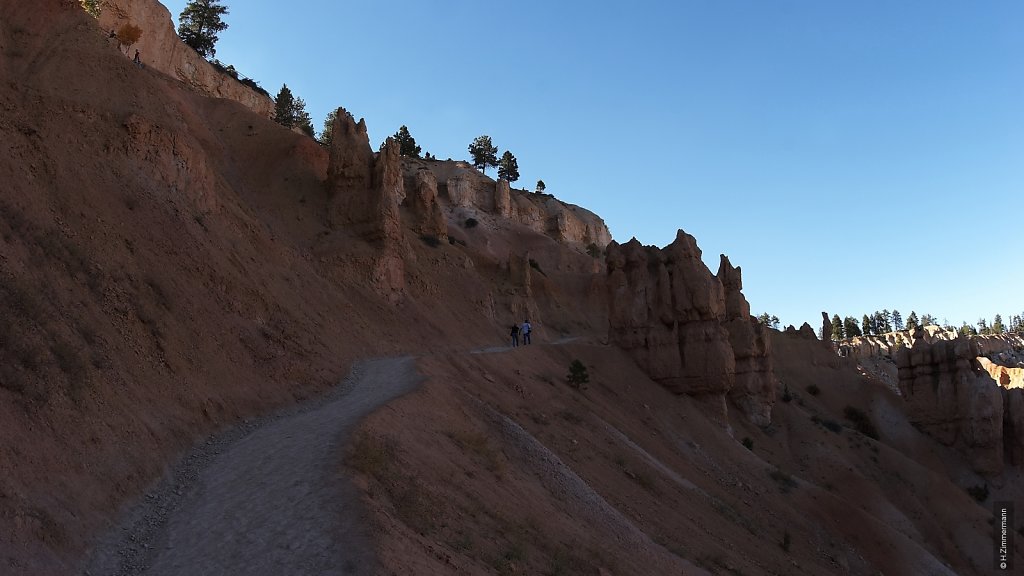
(81, 357, 421, 576)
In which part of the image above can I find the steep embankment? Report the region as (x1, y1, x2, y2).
(1, 3, 371, 572)
(350, 330, 1024, 575)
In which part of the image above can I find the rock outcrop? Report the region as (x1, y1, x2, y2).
(784, 323, 818, 340)
(979, 357, 1024, 389)
(606, 230, 774, 424)
(896, 334, 1023, 475)
(494, 179, 512, 218)
(407, 169, 447, 240)
(98, 0, 273, 117)
(422, 164, 610, 249)
(446, 176, 473, 208)
(718, 256, 775, 426)
(540, 197, 613, 247)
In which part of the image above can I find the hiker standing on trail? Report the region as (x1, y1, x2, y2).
(133, 49, 141, 67)
(510, 324, 519, 347)
(521, 320, 532, 345)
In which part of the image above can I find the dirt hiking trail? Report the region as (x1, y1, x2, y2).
(81, 357, 421, 576)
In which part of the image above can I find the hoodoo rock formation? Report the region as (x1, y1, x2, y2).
(718, 256, 775, 426)
(326, 108, 375, 229)
(821, 312, 832, 348)
(369, 137, 405, 243)
(896, 334, 1024, 475)
(325, 111, 407, 299)
(606, 230, 774, 424)
(98, 0, 273, 117)
(326, 110, 406, 244)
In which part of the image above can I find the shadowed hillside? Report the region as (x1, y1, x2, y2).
(0, 2, 604, 572)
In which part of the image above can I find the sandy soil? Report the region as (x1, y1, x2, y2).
(81, 357, 420, 576)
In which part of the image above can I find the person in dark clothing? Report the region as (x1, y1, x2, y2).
(133, 49, 142, 68)
(510, 324, 520, 347)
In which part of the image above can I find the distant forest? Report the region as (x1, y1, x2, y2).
(756, 311, 1024, 341)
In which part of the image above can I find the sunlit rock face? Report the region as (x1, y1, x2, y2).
(896, 334, 1013, 476)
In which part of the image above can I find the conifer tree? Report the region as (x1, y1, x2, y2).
(844, 316, 862, 338)
(871, 311, 884, 334)
(906, 311, 919, 330)
(993, 314, 1005, 334)
(468, 135, 498, 175)
(892, 310, 903, 331)
(320, 109, 338, 147)
(921, 313, 936, 327)
(536, 180, 546, 193)
(273, 84, 296, 127)
(498, 150, 520, 182)
(178, 0, 229, 59)
(862, 314, 872, 336)
(831, 314, 844, 340)
(391, 125, 421, 157)
(567, 359, 590, 389)
(881, 309, 893, 333)
(272, 86, 313, 136)
(293, 97, 314, 137)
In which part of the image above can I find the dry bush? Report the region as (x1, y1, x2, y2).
(117, 23, 142, 53)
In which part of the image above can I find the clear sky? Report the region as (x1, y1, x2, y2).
(161, 0, 1023, 330)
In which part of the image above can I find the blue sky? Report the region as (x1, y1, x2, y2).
(161, 0, 1023, 329)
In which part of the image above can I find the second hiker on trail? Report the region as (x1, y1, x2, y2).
(510, 324, 520, 347)
(521, 319, 532, 345)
